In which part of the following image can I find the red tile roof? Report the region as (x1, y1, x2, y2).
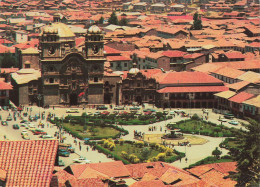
(211, 66, 245, 79)
(227, 81, 250, 91)
(159, 72, 223, 84)
(70, 161, 130, 179)
(0, 68, 19, 74)
(162, 50, 187, 58)
(229, 92, 254, 103)
(107, 55, 131, 61)
(104, 46, 121, 55)
(0, 81, 13, 90)
(225, 51, 245, 59)
(157, 86, 228, 93)
(130, 180, 165, 187)
(0, 140, 58, 187)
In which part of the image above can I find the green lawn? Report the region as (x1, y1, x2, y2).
(168, 120, 239, 137)
(63, 123, 120, 139)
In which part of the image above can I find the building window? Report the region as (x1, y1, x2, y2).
(110, 63, 113, 67)
(137, 83, 140, 87)
(124, 63, 127, 67)
(25, 64, 30, 68)
(165, 93, 168, 97)
(94, 77, 98, 82)
(49, 78, 54, 83)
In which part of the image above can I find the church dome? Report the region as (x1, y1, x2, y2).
(41, 22, 75, 38)
(129, 67, 140, 74)
(88, 25, 101, 34)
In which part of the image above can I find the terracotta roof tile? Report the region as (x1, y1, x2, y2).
(159, 72, 223, 84)
(0, 81, 13, 90)
(130, 180, 165, 187)
(227, 81, 251, 91)
(229, 92, 255, 103)
(162, 50, 187, 58)
(0, 140, 58, 187)
(157, 86, 228, 93)
(107, 56, 131, 61)
(211, 66, 245, 79)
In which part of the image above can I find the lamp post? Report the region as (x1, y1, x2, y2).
(37, 94, 42, 116)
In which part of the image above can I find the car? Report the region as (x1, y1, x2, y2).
(224, 113, 234, 119)
(73, 157, 91, 164)
(58, 160, 65, 166)
(96, 105, 108, 110)
(203, 109, 209, 113)
(86, 112, 93, 116)
(143, 108, 156, 112)
(229, 120, 239, 125)
(66, 108, 80, 113)
(218, 118, 228, 122)
(94, 111, 101, 116)
(20, 120, 28, 124)
(21, 130, 28, 135)
(58, 149, 70, 157)
(41, 135, 54, 139)
(101, 111, 110, 115)
(59, 143, 75, 153)
(1, 121, 8, 126)
(33, 129, 47, 135)
(163, 110, 169, 115)
(6, 116, 12, 121)
(114, 106, 125, 110)
(130, 106, 141, 110)
(12, 124, 20, 129)
(144, 111, 153, 115)
(22, 135, 30, 140)
(169, 111, 175, 115)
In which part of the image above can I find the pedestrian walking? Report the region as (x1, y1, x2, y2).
(87, 146, 89, 152)
(79, 145, 81, 151)
(185, 158, 188, 163)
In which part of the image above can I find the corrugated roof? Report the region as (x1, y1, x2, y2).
(21, 47, 39, 54)
(237, 71, 260, 83)
(214, 90, 236, 99)
(226, 81, 250, 91)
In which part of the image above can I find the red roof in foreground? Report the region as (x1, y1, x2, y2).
(229, 92, 254, 103)
(0, 140, 58, 187)
(0, 81, 13, 90)
(157, 86, 228, 93)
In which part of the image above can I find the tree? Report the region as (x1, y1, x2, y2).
(98, 16, 104, 24)
(119, 17, 128, 26)
(212, 147, 222, 159)
(0, 52, 17, 68)
(140, 147, 150, 161)
(108, 11, 118, 25)
(191, 12, 202, 30)
(234, 119, 260, 186)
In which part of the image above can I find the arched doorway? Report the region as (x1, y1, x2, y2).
(70, 93, 78, 106)
(104, 94, 111, 104)
(135, 96, 142, 105)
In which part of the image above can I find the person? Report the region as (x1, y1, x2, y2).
(4, 135, 6, 140)
(87, 146, 89, 152)
(185, 158, 188, 163)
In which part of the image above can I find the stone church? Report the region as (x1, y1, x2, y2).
(40, 20, 105, 106)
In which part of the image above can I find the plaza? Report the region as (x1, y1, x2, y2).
(0, 104, 246, 168)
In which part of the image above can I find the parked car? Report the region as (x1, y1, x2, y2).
(94, 111, 101, 116)
(73, 157, 91, 164)
(130, 106, 141, 110)
(22, 134, 30, 140)
(33, 129, 47, 135)
(169, 111, 175, 115)
(59, 143, 75, 153)
(86, 112, 93, 116)
(143, 108, 156, 112)
(12, 124, 20, 129)
(224, 113, 234, 119)
(101, 111, 110, 115)
(218, 118, 228, 122)
(58, 149, 70, 157)
(96, 105, 108, 110)
(21, 130, 28, 135)
(163, 110, 169, 115)
(6, 116, 12, 121)
(229, 120, 239, 125)
(114, 106, 125, 110)
(66, 108, 80, 113)
(1, 121, 8, 126)
(41, 135, 54, 139)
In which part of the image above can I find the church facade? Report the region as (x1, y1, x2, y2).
(40, 22, 105, 106)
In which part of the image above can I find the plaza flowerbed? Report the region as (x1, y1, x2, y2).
(89, 139, 185, 164)
(167, 119, 242, 137)
(50, 116, 128, 140)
